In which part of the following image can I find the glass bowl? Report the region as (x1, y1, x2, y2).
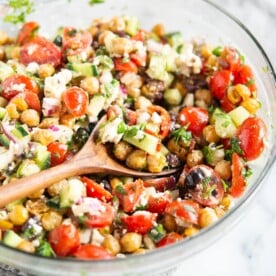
(0, 0, 275, 275)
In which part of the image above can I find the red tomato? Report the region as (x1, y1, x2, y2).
(178, 107, 209, 136)
(82, 177, 112, 202)
(209, 70, 232, 100)
(230, 152, 246, 197)
(165, 200, 200, 225)
(125, 109, 137, 125)
(143, 176, 176, 192)
(131, 29, 147, 42)
(62, 27, 92, 56)
(1, 75, 39, 100)
(20, 36, 61, 67)
(147, 194, 171, 214)
(48, 223, 80, 257)
(147, 105, 171, 139)
(233, 64, 256, 92)
(73, 244, 113, 260)
(17, 21, 39, 45)
(220, 94, 235, 112)
(237, 117, 266, 161)
(114, 58, 138, 73)
(114, 179, 144, 213)
(22, 92, 41, 112)
(184, 165, 224, 207)
(157, 232, 183, 248)
(84, 198, 115, 228)
(121, 211, 157, 234)
(220, 47, 241, 71)
(62, 87, 88, 117)
(47, 142, 68, 166)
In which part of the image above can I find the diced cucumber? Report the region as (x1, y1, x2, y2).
(125, 16, 139, 36)
(3, 230, 23, 248)
(67, 63, 99, 77)
(228, 106, 250, 126)
(95, 55, 114, 71)
(34, 145, 51, 170)
(210, 107, 224, 125)
(0, 134, 10, 148)
(165, 32, 184, 50)
(16, 159, 41, 178)
(164, 88, 182, 106)
(215, 113, 237, 138)
(60, 178, 84, 208)
(123, 131, 159, 155)
(0, 61, 14, 81)
(11, 125, 29, 138)
(87, 94, 105, 122)
(0, 107, 7, 119)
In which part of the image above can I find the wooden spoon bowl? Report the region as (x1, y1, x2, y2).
(0, 116, 178, 208)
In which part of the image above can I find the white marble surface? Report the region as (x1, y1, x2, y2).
(175, 0, 276, 275)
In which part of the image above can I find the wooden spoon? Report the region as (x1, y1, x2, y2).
(0, 116, 178, 208)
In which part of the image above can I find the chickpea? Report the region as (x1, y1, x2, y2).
(151, 23, 166, 37)
(102, 235, 121, 255)
(10, 46, 21, 60)
(20, 109, 40, 127)
(17, 240, 35, 253)
(186, 150, 204, 168)
(108, 17, 126, 32)
(113, 141, 133, 161)
(134, 248, 148, 255)
(134, 96, 152, 110)
(202, 125, 220, 144)
(126, 149, 147, 171)
(200, 44, 213, 59)
(110, 177, 124, 191)
(195, 89, 213, 107)
(214, 207, 225, 218)
(121, 73, 143, 98)
(214, 160, 231, 180)
(147, 153, 167, 173)
(8, 205, 29, 226)
(167, 138, 188, 161)
(198, 208, 218, 228)
(39, 117, 59, 129)
(184, 226, 199, 237)
(98, 30, 113, 45)
(221, 195, 233, 210)
(47, 180, 66, 197)
(120, 232, 142, 253)
(25, 199, 49, 217)
(80, 76, 100, 95)
(163, 214, 177, 232)
(41, 210, 62, 231)
(38, 64, 55, 79)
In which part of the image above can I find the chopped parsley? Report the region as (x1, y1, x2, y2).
(114, 185, 127, 195)
(89, 0, 105, 4)
(36, 240, 56, 257)
(171, 127, 192, 145)
(212, 46, 223, 57)
(221, 179, 229, 192)
(149, 224, 166, 243)
(225, 137, 243, 160)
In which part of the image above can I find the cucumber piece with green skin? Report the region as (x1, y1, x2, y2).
(165, 32, 184, 50)
(0, 107, 6, 119)
(34, 146, 51, 170)
(123, 130, 160, 155)
(87, 94, 105, 122)
(210, 107, 225, 125)
(16, 159, 41, 178)
(214, 113, 237, 138)
(11, 125, 29, 138)
(228, 106, 250, 126)
(60, 178, 84, 208)
(5, 199, 25, 212)
(3, 230, 23, 248)
(125, 17, 139, 36)
(68, 63, 99, 77)
(0, 134, 10, 148)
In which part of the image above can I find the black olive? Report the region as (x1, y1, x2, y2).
(211, 189, 218, 197)
(53, 35, 62, 47)
(72, 127, 89, 148)
(184, 167, 206, 189)
(101, 179, 112, 192)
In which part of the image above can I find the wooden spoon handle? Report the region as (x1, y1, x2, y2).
(0, 159, 92, 208)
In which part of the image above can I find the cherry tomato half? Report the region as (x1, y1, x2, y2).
(147, 194, 171, 215)
(1, 74, 39, 100)
(178, 107, 209, 136)
(82, 176, 112, 202)
(209, 70, 232, 100)
(143, 176, 176, 192)
(165, 199, 200, 225)
(114, 58, 138, 74)
(47, 142, 68, 167)
(22, 91, 41, 112)
(237, 117, 266, 161)
(233, 64, 256, 92)
(220, 94, 235, 112)
(230, 152, 246, 198)
(157, 232, 183, 248)
(20, 36, 62, 67)
(73, 244, 113, 260)
(220, 47, 241, 72)
(121, 211, 157, 234)
(48, 223, 80, 257)
(184, 165, 224, 207)
(84, 198, 114, 228)
(62, 87, 88, 117)
(17, 21, 39, 45)
(114, 179, 144, 213)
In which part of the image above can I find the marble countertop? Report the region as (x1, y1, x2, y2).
(0, 0, 275, 275)
(175, 1, 276, 276)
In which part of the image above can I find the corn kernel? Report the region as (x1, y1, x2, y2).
(221, 195, 233, 210)
(17, 240, 35, 253)
(38, 64, 55, 79)
(227, 86, 241, 104)
(11, 97, 28, 111)
(0, 219, 13, 230)
(241, 98, 260, 114)
(6, 103, 19, 119)
(184, 226, 199, 237)
(8, 205, 29, 226)
(151, 24, 165, 37)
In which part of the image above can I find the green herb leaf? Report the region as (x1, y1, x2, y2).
(171, 127, 192, 145)
(225, 137, 243, 160)
(212, 46, 222, 57)
(221, 179, 229, 192)
(36, 240, 56, 257)
(149, 224, 166, 243)
(89, 0, 105, 4)
(115, 185, 127, 195)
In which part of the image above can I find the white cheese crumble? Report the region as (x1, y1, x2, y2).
(151, 112, 162, 124)
(136, 111, 151, 124)
(98, 117, 124, 144)
(44, 69, 72, 99)
(91, 229, 105, 246)
(26, 62, 40, 74)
